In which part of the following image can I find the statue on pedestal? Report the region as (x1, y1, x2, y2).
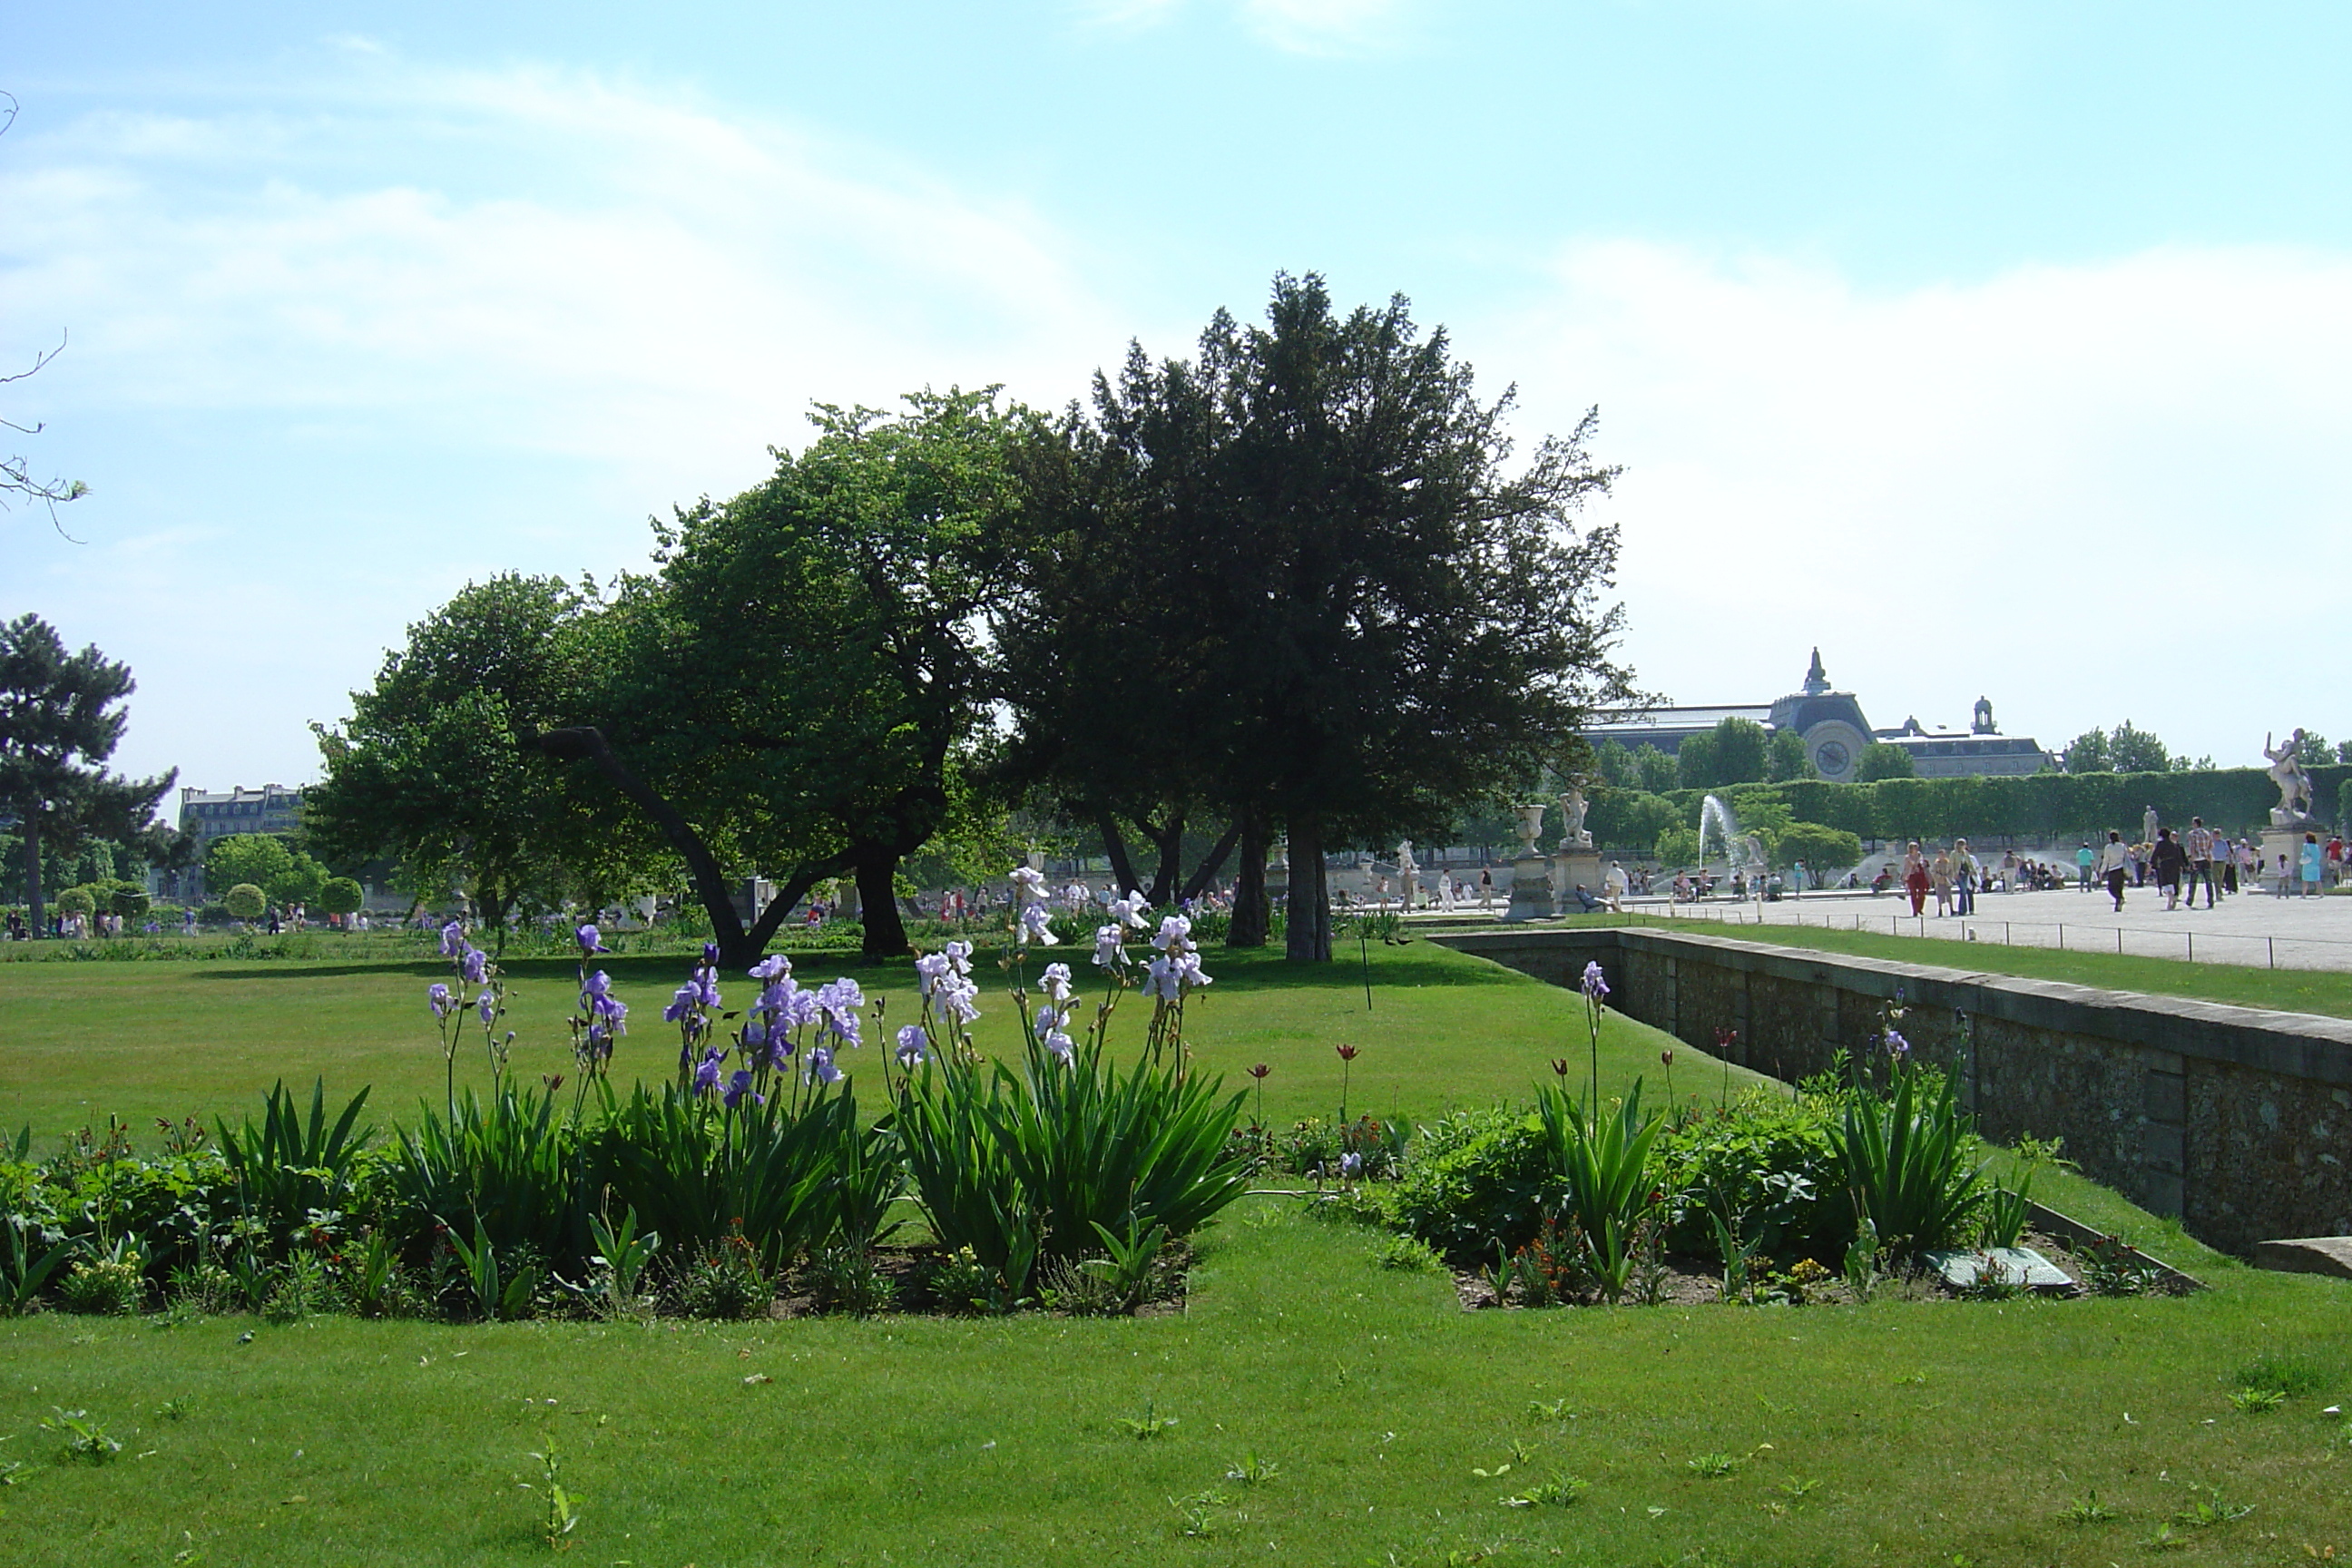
(1556, 788, 1592, 850)
(2265, 730, 2317, 824)
(1396, 839, 1420, 912)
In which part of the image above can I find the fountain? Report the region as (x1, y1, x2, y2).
(1696, 794, 1770, 892)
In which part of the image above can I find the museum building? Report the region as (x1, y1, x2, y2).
(1589, 651, 2055, 784)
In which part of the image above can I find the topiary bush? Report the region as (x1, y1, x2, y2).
(222, 883, 267, 922)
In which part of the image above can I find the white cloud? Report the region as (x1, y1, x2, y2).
(0, 61, 1131, 787)
(1481, 240, 2352, 769)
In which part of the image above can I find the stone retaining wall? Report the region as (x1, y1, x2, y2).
(1431, 926, 2352, 1256)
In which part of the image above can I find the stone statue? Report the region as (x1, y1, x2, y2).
(2265, 730, 2316, 823)
(1396, 838, 1417, 873)
(1515, 803, 1548, 855)
(2141, 805, 2159, 847)
(1556, 788, 1592, 850)
(1396, 839, 1420, 911)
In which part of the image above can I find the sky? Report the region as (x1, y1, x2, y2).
(5, 1, 2349, 797)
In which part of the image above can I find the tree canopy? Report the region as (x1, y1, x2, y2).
(1003, 273, 1634, 960)
(0, 613, 171, 932)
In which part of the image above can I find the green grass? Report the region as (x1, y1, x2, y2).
(4, 1202, 2350, 1565)
(6, 940, 2352, 1563)
(0, 939, 1762, 1145)
(1528, 911, 2352, 1019)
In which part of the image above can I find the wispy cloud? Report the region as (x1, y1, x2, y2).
(1071, 0, 1412, 54)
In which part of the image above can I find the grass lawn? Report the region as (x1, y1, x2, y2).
(5, 940, 2352, 1563)
(1529, 912, 2352, 1020)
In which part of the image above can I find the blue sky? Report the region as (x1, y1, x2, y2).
(5, 1, 2348, 793)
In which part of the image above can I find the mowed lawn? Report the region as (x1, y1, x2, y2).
(3, 941, 2351, 1563)
(0, 940, 1766, 1144)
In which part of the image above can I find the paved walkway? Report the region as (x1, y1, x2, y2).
(1410, 884, 2352, 972)
(1624, 884, 2352, 972)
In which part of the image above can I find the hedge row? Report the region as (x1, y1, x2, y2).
(1586, 764, 2349, 851)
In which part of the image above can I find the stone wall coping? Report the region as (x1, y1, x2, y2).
(1436, 926, 2352, 1086)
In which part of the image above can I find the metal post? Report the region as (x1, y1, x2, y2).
(2186, 931, 2192, 963)
(2269, 936, 2276, 969)
(2117, 927, 2123, 955)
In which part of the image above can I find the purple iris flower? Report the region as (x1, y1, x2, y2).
(427, 982, 454, 1018)
(475, 990, 495, 1025)
(583, 970, 612, 999)
(895, 1024, 926, 1069)
(723, 1068, 763, 1110)
(583, 1021, 613, 1063)
(1581, 960, 1610, 999)
(807, 1045, 840, 1086)
(439, 921, 465, 957)
(691, 1044, 727, 1096)
(702, 943, 720, 966)
(593, 994, 628, 1032)
(663, 982, 699, 1024)
(576, 923, 610, 955)
(750, 955, 791, 982)
(1884, 1029, 1910, 1062)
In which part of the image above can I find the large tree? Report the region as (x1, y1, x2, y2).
(307, 573, 645, 936)
(546, 388, 1024, 965)
(1008, 274, 1634, 961)
(0, 613, 171, 933)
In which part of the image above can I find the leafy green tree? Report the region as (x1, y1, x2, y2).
(2293, 730, 2331, 768)
(2337, 740, 2352, 766)
(1777, 821, 1863, 877)
(1674, 731, 1719, 792)
(2106, 720, 2170, 774)
(1586, 789, 1678, 854)
(1655, 825, 1701, 866)
(318, 877, 365, 918)
(1591, 739, 1638, 790)
(549, 388, 1026, 964)
(2340, 776, 2352, 828)
(308, 573, 641, 938)
(1711, 718, 1769, 787)
(1767, 726, 1816, 783)
(2062, 729, 2110, 774)
(0, 614, 172, 935)
(1857, 742, 1916, 782)
(206, 833, 294, 897)
(266, 853, 328, 911)
(222, 883, 266, 922)
(1004, 274, 1633, 962)
(1632, 744, 1679, 794)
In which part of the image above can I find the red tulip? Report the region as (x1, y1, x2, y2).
(1248, 1063, 1271, 1080)
(1335, 1044, 1359, 1062)
(1551, 1057, 1572, 1077)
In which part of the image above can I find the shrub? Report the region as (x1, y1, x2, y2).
(1658, 1089, 1841, 1261)
(1536, 1082, 1668, 1301)
(59, 1254, 145, 1315)
(1391, 1105, 1562, 1260)
(222, 883, 267, 921)
(318, 877, 365, 917)
(1829, 1069, 1985, 1255)
(54, 887, 96, 919)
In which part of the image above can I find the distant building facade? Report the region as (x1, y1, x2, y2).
(1590, 651, 2053, 784)
(174, 784, 306, 900)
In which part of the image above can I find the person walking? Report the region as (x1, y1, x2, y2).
(2183, 817, 2217, 908)
(2097, 830, 2131, 911)
(1953, 838, 1979, 916)
(2302, 832, 2326, 897)
(2150, 828, 2189, 910)
(1904, 841, 1930, 916)
(1930, 847, 1955, 916)
(2076, 841, 2095, 891)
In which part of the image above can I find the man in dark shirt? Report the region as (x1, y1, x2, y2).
(2149, 828, 2190, 911)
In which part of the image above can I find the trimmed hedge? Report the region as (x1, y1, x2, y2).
(1585, 765, 2347, 851)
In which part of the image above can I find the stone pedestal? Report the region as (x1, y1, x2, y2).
(2261, 824, 2321, 890)
(1502, 853, 1553, 923)
(1552, 848, 1603, 914)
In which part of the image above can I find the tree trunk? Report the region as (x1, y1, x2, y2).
(1181, 819, 1243, 903)
(1226, 810, 1269, 948)
(855, 851, 910, 959)
(1093, 809, 1142, 898)
(1142, 811, 1185, 907)
(1284, 814, 1332, 962)
(24, 814, 44, 938)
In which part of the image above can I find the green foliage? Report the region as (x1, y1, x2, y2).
(53, 885, 94, 918)
(1674, 730, 1718, 792)
(221, 882, 267, 921)
(317, 877, 365, 917)
(1829, 1069, 1984, 1254)
(896, 1024, 1249, 1294)
(1658, 1088, 1840, 1259)
(1632, 744, 1679, 794)
(1857, 742, 1916, 782)
(1586, 787, 1680, 854)
(1654, 825, 1701, 866)
(1767, 726, 1816, 782)
(387, 1083, 584, 1273)
(1392, 1104, 1560, 1259)
(1775, 821, 1864, 876)
(1980, 1174, 2030, 1250)
(1535, 1080, 1667, 1300)
(216, 1079, 373, 1255)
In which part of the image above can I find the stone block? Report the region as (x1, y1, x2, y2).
(2144, 1070, 2187, 1124)
(2253, 1237, 2352, 1279)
